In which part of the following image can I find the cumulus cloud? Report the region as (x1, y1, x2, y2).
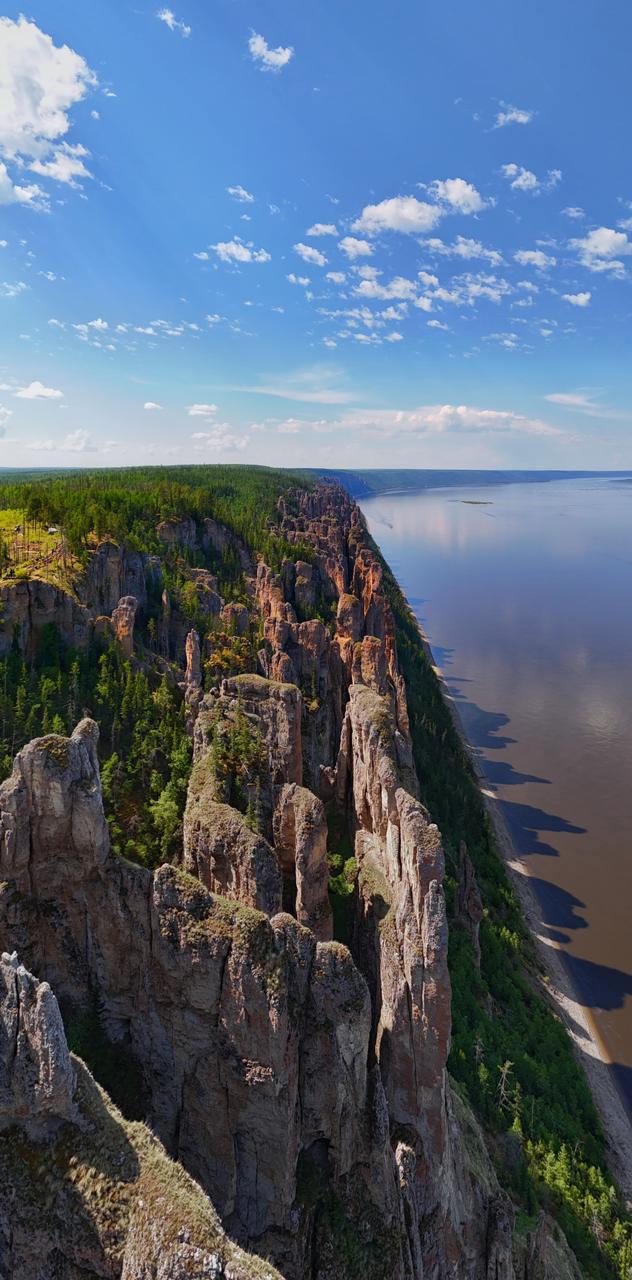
(514, 248, 556, 270)
(301, 403, 563, 438)
(562, 206, 585, 220)
(352, 195, 442, 236)
(209, 237, 271, 264)
(287, 273, 310, 286)
(248, 31, 293, 72)
(570, 226, 632, 275)
(494, 103, 534, 128)
(428, 177, 487, 213)
(354, 275, 418, 301)
(227, 184, 254, 203)
(187, 403, 218, 416)
(63, 428, 93, 451)
(501, 164, 561, 194)
(326, 270, 347, 284)
(0, 161, 44, 208)
(14, 380, 63, 400)
(562, 291, 591, 306)
(1, 280, 28, 297)
(338, 236, 373, 260)
(156, 9, 191, 37)
(192, 424, 249, 451)
(294, 242, 327, 266)
(144, 401, 163, 410)
(0, 17, 97, 203)
(307, 223, 337, 236)
(420, 235, 502, 265)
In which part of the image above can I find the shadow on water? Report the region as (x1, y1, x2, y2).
(526, 876, 588, 943)
(539, 941, 632, 1115)
(500, 798, 587, 858)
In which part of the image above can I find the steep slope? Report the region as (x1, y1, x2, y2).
(0, 951, 283, 1280)
(0, 477, 586, 1280)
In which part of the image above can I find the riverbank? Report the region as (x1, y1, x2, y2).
(413, 618, 632, 1204)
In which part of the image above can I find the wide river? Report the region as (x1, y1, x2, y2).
(361, 476, 632, 1114)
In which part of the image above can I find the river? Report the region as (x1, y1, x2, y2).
(361, 476, 632, 1116)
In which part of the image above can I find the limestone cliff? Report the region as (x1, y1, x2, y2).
(0, 952, 283, 1280)
(0, 481, 580, 1280)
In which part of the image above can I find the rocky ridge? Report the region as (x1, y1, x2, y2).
(0, 481, 580, 1279)
(0, 951, 283, 1280)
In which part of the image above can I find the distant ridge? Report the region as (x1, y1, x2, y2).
(304, 467, 632, 498)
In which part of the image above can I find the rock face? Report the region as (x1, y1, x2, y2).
(0, 480, 583, 1280)
(0, 956, 284, 1280)
(0, 951, 77, 1139)
(273, 784, 332, 942)
(184, 759, 282, 916)
(112, 594, 138, 658)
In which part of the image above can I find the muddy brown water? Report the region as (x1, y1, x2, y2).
(361, 476, 632, 1114)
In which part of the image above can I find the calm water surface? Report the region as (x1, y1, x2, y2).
(361, 477, 632, 1110)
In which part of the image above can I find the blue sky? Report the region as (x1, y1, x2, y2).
(1, 0, 631, 469)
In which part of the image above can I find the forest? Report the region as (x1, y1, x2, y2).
(0, 463, 629, 1278)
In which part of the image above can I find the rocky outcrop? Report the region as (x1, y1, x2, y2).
(184, 759, 282, 916)
(0, 955, 284, 1280)
(273, 784, 332, 942)
(112, 594, 138, 658)
(0, 575, 91, 658)
(0, 723, 406, 1277)
(0, 479, 584, 1280)
(0, 951, 77, 1139)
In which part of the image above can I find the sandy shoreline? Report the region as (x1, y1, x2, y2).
(413, 620, 632, 1204)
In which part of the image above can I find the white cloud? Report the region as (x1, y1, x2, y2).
(156, 9, 191, 38)
(544, 392, 599, 411)
(1, 280, 28, 297)
(64, 428, 92, 451)
(385, 331, 404, 342)
(352, 195, 442, 235)
(429, 177, 487, 213)
(562, 291, 591, 307)
(144, 401, 163, 410)
(287, 273, 310, 286)
(0, 161, 45, 207)
(188, 403, 218, 416)
(0, 17, 97, 202)
(248, 31, 293, 72)
(27, 439, 54, 451)
(501, 164, 561, 194)
(421, 235, 502, 265)
(338, 236, 373, 260)
(30, 141, 92, 188)
(494, 103, 534, 128)
(227, 184, 254, 203)
(0, 406, 13, 429)
(210, 237, 271, 264)
(427, 319, 449, 330)
(294, 242, 327, 266)
(570, 226, 632, 275)
(514, 248, 556, 270)
(326, 271, 347, 284)
(303, 403, 562, 438)
(562, 206, 585, 220)
(192, 424, 249, 451)
(14, 380, 63, 400)
(354, 275, 418, 301)
(307, 222, 337, 236)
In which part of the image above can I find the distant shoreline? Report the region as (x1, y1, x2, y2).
(411, 612, 632, 1203)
